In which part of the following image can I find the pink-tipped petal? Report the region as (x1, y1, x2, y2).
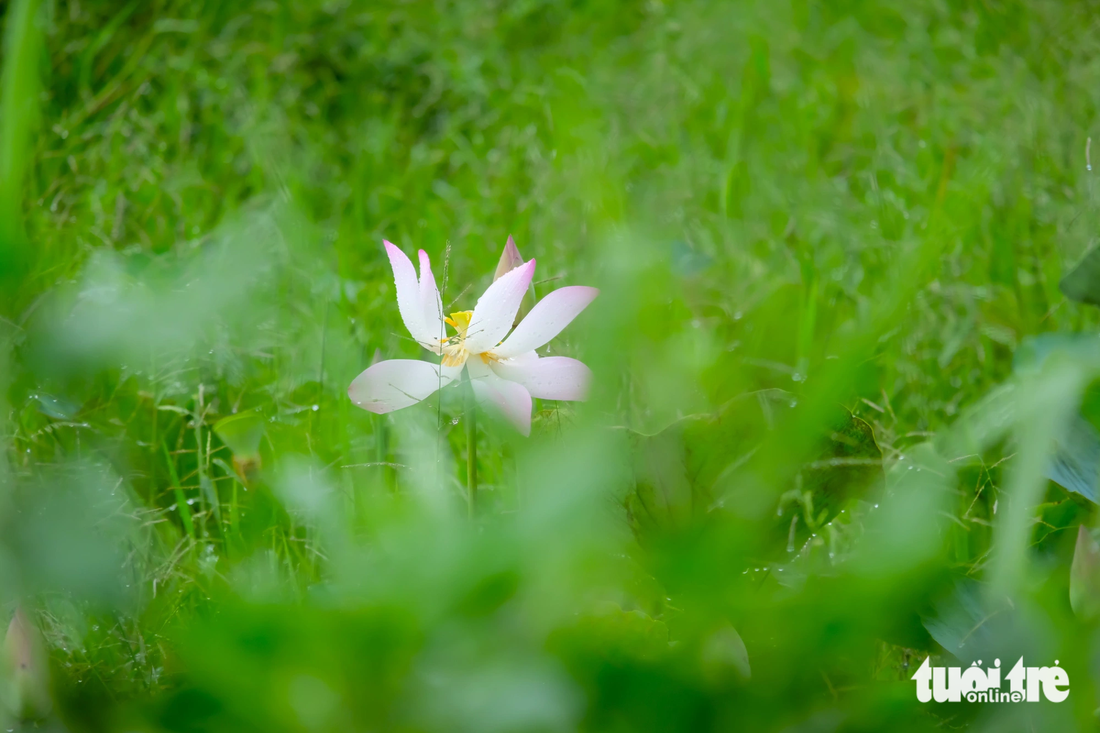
(467, 358, 533, 435)
(490, 353, 592, 401)
(384, 241, 433, 350)
(348, 359, 455, 414)
(492, 286, 598, 360)
(418, 249, 445, 351)
(465, 259, 536, 354)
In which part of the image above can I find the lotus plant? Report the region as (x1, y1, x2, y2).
(349, 240, 598, 436)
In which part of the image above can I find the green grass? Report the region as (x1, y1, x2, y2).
(4, 0, 1100, 730)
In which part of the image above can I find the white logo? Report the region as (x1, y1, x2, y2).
(911, 657, 1069, 703)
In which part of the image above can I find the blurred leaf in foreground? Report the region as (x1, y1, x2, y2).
(699, 624, 751, 684)
(1014, 334, 1100, 504)
(1, 462, 139, 607)
(31, 207, 283, 372)
(1014, 332, 1100, 372)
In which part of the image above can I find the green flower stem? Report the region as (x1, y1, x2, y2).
(466, 378, 477, 518)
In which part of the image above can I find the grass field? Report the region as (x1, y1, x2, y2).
(4, 0, 1100, 730)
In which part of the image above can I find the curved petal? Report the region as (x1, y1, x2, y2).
(418, 249, 445, 352)
(348, 359, 455, 414)
(492, 286, 598, 360)
(467, 357, 533, 435)
(490, 353, 592, 401)
(384, 241, 433, 350)
(465, 259, 536, 354)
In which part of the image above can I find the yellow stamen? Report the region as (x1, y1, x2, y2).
(445, 310, 473, 335)
(440, 310, 474, 367)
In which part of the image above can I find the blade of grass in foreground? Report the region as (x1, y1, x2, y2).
(987, 359, 1091, 599)
(0, 0, 42, 288)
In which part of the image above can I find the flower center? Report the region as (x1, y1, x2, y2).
(440, 310, 474, 367)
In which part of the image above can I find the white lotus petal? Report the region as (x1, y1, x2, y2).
(418, 249, 445, 352)
(348, 359, 456, 414)
(384, 241, 432, 350)
(467, 357, 532, 435)
(492, 286, 598, 359)
(490, 353, 592, 401)
(465, 259, 536, 354)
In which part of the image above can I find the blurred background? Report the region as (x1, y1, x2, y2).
(3, 0, 1100, 730)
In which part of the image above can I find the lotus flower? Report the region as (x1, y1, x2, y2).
(348, 241, 598, 435)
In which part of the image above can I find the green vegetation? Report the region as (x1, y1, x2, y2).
(3, 0, 1100, 730)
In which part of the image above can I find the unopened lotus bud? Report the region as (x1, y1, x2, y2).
(1071, 525, 1100, 621)
(3, 607, 51, 719)
(494, 235, 533, 326)
(493, 235, 524, 281)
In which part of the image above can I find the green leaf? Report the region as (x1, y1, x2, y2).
(1046, 415, 1100, 504)
(213, 409, 265, 460)
(1060, 246, 1100, 306)
(700, 624, 751, 682)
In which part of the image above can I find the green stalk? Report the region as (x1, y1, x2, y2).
(466, 379, 477, 518)
(376, 419, 393, 492)
(163, 444, 196, 540)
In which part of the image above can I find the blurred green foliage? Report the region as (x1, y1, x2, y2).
(4, 0, 1100, 730)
